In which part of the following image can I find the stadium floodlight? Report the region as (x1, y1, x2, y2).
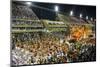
(55, 6, 59, 12)
(86, 16, 88, 20)
(80, 13, 82, 18)
(26, 2, 32, 6)
(70, 10, 73, 16)
(91, 17, 93, 21)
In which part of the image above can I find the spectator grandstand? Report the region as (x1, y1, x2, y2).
(11, 1, 96, 66)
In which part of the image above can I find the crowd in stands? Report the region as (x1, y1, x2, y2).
(12, 32, 96, 66)
(11, 3, 96, 66)
(12, 3, 44, 31)
(12, 3, 39, 20)
(12, 20, 43, 28)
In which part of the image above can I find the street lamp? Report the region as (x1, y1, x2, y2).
(70, 10, 73, 16)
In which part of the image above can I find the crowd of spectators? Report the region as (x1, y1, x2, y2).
(12, 32, 96, 66)
(12, 3, 39, 20)
(12, 3, 44, 31)
(11, 3, 96, 66)
(12, 20, 43, 28)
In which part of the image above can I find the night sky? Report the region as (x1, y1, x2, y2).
(13, 1, 96, 21)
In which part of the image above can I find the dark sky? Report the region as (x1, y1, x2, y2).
(13, 1, 96, 21)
